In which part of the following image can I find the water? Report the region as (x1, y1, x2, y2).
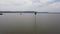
(0, 13, 60, 34)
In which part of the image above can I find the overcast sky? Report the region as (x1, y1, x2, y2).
(0, 0, 60, 12)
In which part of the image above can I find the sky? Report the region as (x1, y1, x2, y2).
(0, 0, 60, 12)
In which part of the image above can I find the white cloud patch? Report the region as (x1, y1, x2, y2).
(32, 0, 54, 6)
(0, 0, 32, 11)
(40, 0, 54, 4)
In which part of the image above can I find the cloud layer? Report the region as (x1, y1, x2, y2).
(32, 0, 60, 12)
(0, 0, 32, 11)
(0, 0, 60, 12)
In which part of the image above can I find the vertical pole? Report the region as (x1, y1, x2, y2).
(34, 12, 37, 34)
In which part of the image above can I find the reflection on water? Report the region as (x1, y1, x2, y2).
(0, 13, 60, 34)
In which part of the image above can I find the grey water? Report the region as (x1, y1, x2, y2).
(0, 13, 60, 34)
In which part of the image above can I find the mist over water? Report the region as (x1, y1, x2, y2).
(0, 13, 60, 34)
